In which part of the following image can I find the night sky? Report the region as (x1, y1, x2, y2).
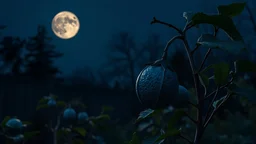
(0, 0, 237, 75)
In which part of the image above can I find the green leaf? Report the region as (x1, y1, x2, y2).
(213, 63, 230, 86)
(155, 129, 180, 143)
(36, 104, 48, 110)
(213, 96, 226, 109)
(72, 127, 87, 137)
(190, 13, 242, 41)
(197, 34, 245, 55)
(57, 128, 70, 138)
(167, 109, 186, 129)
(72, 139, 84, 144)
(234, 60, 256, 73)
(96, 114, 110, 120)
(1, 116, 11, 127)
(90, 114, 111, 123)
(136, 109, 155, 123)
(38, 97, 48, 105)
(129, 132, 140, 144)
(101, 105, 114, 114)
(217, 2, 246, 17)
(201, 64, 214, 73)
(24, 131, 40, 140)
(56, 101, 67, 108)
(49, 93, 58, 99)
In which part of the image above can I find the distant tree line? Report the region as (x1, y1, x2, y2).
(103, 32, 193, 89)
(0, 25, 62, 80)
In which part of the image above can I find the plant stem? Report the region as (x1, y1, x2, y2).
(191, 44, 200, 55)
(150, 17, 203, 143)
(204, 77, 234, 100)
(151, 17, 183, 34)
(204, 87, 219, 123)
(179, 134, 193, 144)
(197, 48, 212, 73)
(53, 131, 57, 144)
(161, 35, 183, 60)
(202, 75, 235, 129)
(181, 37, 203, 144)
(203, 93, 232, 128)
(185, 112, 197, 124)
(150, 17, 224, 144)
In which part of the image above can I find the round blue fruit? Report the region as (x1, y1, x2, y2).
(47, 99, 56, 107)
(5, 118, 23, 136)
(78, 112, 89, 122)
(63, 108, 76, 120)
(5, 118, 23, 129)
(135, 64, 179, 109)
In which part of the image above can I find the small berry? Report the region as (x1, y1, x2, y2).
(47, 99, 56, 107)
(63, 108, 76, 120)
(77, 112, 89, 122)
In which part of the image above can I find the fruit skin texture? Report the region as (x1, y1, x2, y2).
(5, 118, 23, 136)
(135, 64, 179, 109)
(77, 112, 89, 122)
(63, 108, 76, 120)
(47, 99, 56, 107)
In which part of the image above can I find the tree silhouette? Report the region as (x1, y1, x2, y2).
(139, 34, 163, 65)
(69, 66, 96, 85)
(105, 32, 167, 88)
(0, 25, 7, 36)
(0, 36, 26, 75)
(105, 32, 138, 88)
(24, 25, 63, 79)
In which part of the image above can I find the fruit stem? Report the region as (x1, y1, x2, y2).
(161, 35, 183, 60)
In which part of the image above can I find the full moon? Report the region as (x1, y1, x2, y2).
(51, 11, 80, 39)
